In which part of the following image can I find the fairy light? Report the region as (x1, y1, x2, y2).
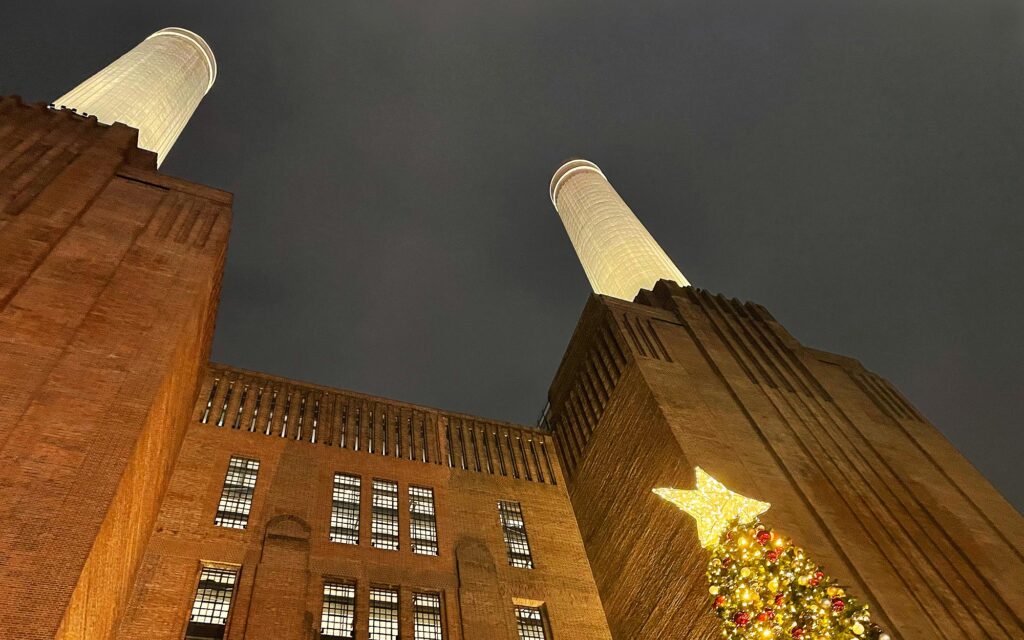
(655, 468, 887, 640)
(653, 467, 771, 548)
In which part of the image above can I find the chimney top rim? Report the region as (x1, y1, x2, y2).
(549, 158, 606, 206)
(147, 27, 217, 92)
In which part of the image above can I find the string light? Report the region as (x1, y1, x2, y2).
(653, 467, 771, 548)
(655, 468, 888, 640)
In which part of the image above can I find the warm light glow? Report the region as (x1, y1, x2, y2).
(653, 467, 770, 548)
(53, 27, 216, 166)
(549, 158, 689, 301)
(656, 468, 883, 639)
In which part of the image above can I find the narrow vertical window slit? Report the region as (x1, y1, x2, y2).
(231, 384, 249, 430)
(200, 377, 219, 424)
(248, 386, 264, 433)
(216, 380, 233, 427)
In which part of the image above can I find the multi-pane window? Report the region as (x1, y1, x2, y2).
(371, 479, 399, 550)
(185, 566, 237, 640)
(409, 486, 438, 556)
(497, 500, 534, 568)
(369, 586, 400, 640)
(320, 582, 356, 640)
(413, 592, 444, 640)
(515, 606, 548, 640)
(214, 456, 259, 529)
(331, 474, 361, 544)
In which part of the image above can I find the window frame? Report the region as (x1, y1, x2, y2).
(320, 579, 357, 640)
(213, 455, 259, 530)
(368, 585, 401, 640)
(330, 473, 362, 545)
(412, 591, 445, 640)
(409, 485, 439, 556)
(513, 603, 550, 640)
(184, 564, 239, 640)
(371, 478, 400, 551)
(497, 500, 534, 569)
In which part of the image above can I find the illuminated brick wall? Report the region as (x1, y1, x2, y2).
(115, 365, 612, 640)
(544, 280, 1024, 639)
(0, 97, 230, 640)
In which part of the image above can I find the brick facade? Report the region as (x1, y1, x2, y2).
(0, 97, 230, 640)
(544, 281, 1024, 639)
(2, 96, 1022, 640)
(115, 365, 610, 640)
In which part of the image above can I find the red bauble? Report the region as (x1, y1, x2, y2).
(763, 607, 775, 620)
(814, 570, 824, 580)
(831, 598, 845, 612)
(756, 530, 771, 545)
(791, 627, 804, 638)
(722, 556, 732, 567)
(774, 594, 785, 607)
(766, 550, 779, 563)
(809, 578, 819, 587)
(733, 612, 751, 627)
(756, 612, 768, 623)
(714, 595, 726, 609)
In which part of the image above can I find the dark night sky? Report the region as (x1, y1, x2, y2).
(3, 1, 1022, 509)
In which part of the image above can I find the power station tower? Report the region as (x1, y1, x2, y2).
(54, 27, 217, 166)
(550, 158, 688, 301)
(0, 27, 230, 640)
(545, 159, 1024, 639)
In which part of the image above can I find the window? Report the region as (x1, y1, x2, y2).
(409, 486, 438, 556)
(515, 606, 548, 640)
(185, 566, 237, 640)
(413, 592, 444, 639)
(371, 479, 399, 550)
(369, 586, 400, 640)
(214, 456, 259, 529)
(331, 474, 361, 544)
(320, 582, 356, 640)
(497, 500, 534, 568)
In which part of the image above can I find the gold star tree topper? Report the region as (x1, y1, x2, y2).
(653, 467, 771, 548)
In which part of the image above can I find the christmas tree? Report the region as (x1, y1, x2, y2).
(654, 468, 889, 640)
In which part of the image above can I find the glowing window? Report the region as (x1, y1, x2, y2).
(330, 474, 361, 544)
(369, 586, 400, 640)
(515, 605, 548, 640)
(185, 566, 237, 640)
(413, 592, 443, 639)
(371, 479, 399, 550)
(409, 486, 438, 556)
(498, 501, 533, 568)
(214, 456, 259, 529)
(320, 581, 356, 640)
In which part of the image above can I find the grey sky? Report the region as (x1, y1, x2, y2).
(3, 0, 1022, 509)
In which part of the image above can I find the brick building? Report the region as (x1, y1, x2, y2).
(0, 96, 611, 640)
(120, 364, 607, 640)
(1, 26, 1022, 640)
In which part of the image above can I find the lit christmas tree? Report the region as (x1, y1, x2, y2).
(654, 468, 890, 640)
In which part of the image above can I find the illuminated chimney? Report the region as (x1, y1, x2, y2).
(54, 27, 217, 167)
(550, 159, 689, 300)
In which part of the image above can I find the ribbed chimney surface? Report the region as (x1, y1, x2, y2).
(54, 27, 217, 167)
(549, 159, 689, 300)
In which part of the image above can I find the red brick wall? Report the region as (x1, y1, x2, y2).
(116, 365, 611, 640)
(0, 98, 231, 640)
(545, 281, 1024, 639)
